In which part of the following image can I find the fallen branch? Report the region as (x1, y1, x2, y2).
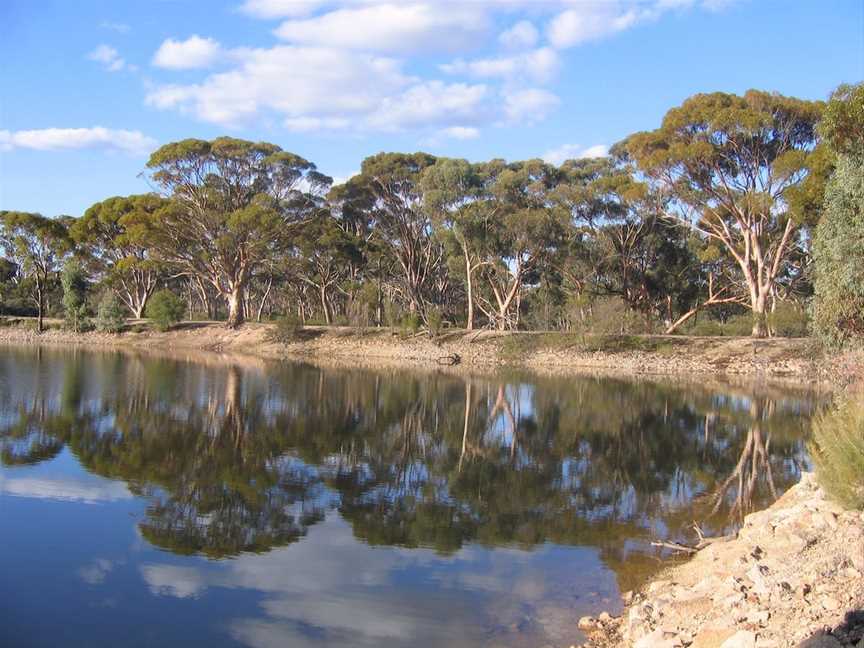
(651, 522, 735, 554)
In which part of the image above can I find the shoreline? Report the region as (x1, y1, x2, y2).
(579, 473, 864, 648)
(0, 321, 830, 383)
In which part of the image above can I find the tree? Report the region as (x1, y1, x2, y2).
(481, 159, 567, 330)
(622, 90, 823, 336)
(145, 137, 331, 328)
(292, 213, 362, 325)
(356, 152, 440, 320)
(95, 292, 126, 333)
(0, 211, 71, 332)
(61, 259, 90, 332)
(73, 194, 168, 318)
(811, 83, 864, 346)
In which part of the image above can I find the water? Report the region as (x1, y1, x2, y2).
(0, 346, 819, 648)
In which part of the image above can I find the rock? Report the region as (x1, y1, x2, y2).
(745, 609, 770, 626)
(622, 590, 635, 605)
(635, 628, 679, 648)
(693, 627, 736, 648)
(821, 596, 840, 611)
(598, 611, 614, 624)
(577, 615, 597, 631)
(720, 631, 756, 648)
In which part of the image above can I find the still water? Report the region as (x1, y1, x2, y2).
(0, 346, 818, 648)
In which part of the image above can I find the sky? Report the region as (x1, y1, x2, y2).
(1, 0, 862, 217)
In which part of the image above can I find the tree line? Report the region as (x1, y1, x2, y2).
(1, 85, 861, 341)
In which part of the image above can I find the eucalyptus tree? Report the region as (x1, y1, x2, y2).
(422, 157, 499, 330)
(145, 137, 331, 327)
(355, 152, 440, 320)
(621, 90, 823, 336)
(482, 159, 567, 330)
(0, 211, 72, 331)
(72, 194, 167, 318)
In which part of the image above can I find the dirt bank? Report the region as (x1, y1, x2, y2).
(0, 320, 827, 379)
(577, 473, 864, 648)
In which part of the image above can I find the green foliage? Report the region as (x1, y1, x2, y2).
(267, 315, 305, 344)
(61, 260, 90, 332)
(426, 306, 444, 336)
(811, 87, 864, 347)
(819, 82, 864, 157)
(95, 293, 126, 334)
(145, 289, 185, 331)
(768, 302, 809, 338)
(401, 312, 421, 335)
(811, 398, 864, 510)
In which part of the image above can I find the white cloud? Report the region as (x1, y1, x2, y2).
(0, 473, 132, 502)
(501, 87, 560, 124)
(239, 0, 328, 19)
(274, 3, 490, 53)
(153, 35, 222, 70)
(146, 45, 411, 128)
(541, 142, 609, 165)
(440, 47, 559, 84)
(440, 126, 480, 140)
(367, 81, 488, 131)
(0, 127, 157, 155)
(87, 44, 126, 71)
(499, 20, 539, 49)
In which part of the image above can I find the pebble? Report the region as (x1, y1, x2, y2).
(577, 616, 597, 631)
(720, 631, 756, 648)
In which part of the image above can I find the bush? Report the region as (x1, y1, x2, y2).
(811, 398, 864, 510)
(145, 290, 185, 331)
(401, 312, 421, 335)
(768, 302, 809, 337)
(267, 315, 304, 344)
(95, 293, 126, 333)
(61, 260, 91, 332)
(426, 307, 444, 336)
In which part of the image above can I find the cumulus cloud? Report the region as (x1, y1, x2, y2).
(153, 35, 222, 69)
(87, 44, 126, 71)
(440, 47, 559, 84)
(541, 143, 609, 166)
(0, 127, 157, 155)
(273, 3, 490, 53)
(501, 88, 560, 124)
(499, 20, 539, 49)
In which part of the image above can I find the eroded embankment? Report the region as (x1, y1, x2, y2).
(0, 321, 826, 379)
(578, 473, 864, 648)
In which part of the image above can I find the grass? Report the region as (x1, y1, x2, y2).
(811, 398, 864, 510)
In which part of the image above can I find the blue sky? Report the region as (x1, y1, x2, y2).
(1, 0, 862, 217)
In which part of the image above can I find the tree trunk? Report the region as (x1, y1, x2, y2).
(35, 280, 44, 333)
(464, 249, 474, 331)
(751, 292, 768, 338)
(320, 285, 331, 325)
(226, 284, 245, 328)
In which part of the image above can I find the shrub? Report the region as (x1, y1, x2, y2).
(811, 398, 864, 510)
(768, 302, 809, 337)
(95, 293, 126, 333)
(426, 307, 444, 336)
(145, 290, 185, 331)
(267, 315, 304, 344)
(61, 260, 91, 332)
(401, 312, 421, 335)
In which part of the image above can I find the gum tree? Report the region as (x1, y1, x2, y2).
(622, 90, 823, 336)
(145, 137, 330, 328)
(72, 194, 168, 318)
(0, 211, 72, 332)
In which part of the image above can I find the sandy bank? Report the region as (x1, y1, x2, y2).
(0, 320, 826, 380)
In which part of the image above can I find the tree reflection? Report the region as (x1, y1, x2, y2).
(0, 349, 816, 583)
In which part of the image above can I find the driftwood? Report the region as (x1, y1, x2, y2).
(651, 522, 735, 554)
(437, 353, 461, 366)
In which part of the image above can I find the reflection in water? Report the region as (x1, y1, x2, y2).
(0, 347, 819, 647)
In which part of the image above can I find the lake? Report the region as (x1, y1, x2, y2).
(0, 346, 819, 648)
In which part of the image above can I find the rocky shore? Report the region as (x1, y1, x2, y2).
(577, 473, 864, 648)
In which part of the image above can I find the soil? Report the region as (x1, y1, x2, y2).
(0, 319, 829, 381)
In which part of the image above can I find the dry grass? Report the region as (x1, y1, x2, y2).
(811, 397, 864, 510)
